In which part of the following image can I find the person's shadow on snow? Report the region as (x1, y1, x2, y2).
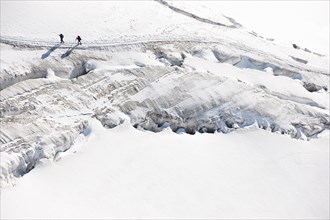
(61, 44, 79, 59)
(41, 44, 61, 59)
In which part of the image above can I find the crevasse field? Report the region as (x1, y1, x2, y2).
(0, 1, 329, 219)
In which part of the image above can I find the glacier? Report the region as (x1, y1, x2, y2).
(0, 1, 329, 219)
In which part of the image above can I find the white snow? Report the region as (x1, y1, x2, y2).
(0, 1, 329, 219)
(197, 1, 330, 55)
(1, 119, 329, 219)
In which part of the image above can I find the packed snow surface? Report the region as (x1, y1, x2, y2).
(0, 0, 329, 219)
(1, 119, 329, 219)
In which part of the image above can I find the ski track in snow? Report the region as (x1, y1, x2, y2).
(1, 35, 221, 50)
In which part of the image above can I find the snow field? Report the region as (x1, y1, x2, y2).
(1, 119, 329, 219)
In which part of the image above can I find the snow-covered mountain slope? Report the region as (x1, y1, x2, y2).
(0, 1, 329, 218)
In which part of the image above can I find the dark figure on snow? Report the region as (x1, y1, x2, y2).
(59, 34, 64, 43)
(76, 35, 82, 45)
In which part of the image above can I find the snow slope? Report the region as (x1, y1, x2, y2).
(1, 119, 329, 219)
(0, 1, 329, 219)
